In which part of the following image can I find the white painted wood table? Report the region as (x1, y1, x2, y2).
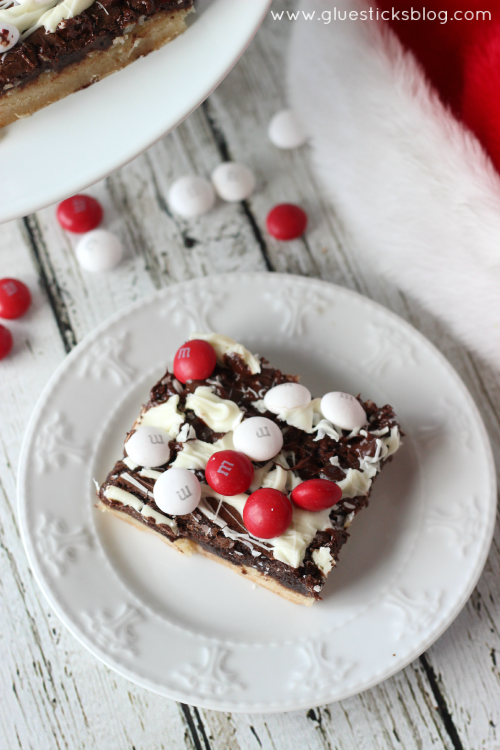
(1, 2, 499, 748)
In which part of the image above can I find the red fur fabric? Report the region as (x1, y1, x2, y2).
(378, 1, 500, 171)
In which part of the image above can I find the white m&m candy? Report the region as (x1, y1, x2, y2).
(76, 229, 123, 272)
(233, 417, 283, 462)
(168, 175, 215, 218)
(320, 392, 367, 431)
(125, 426, 171, 468)
(153, 468, 201, 515)
(0, 24, 19, 53)
(211, 162, 256, 202)
(264, 383, 311, 413)
(268, 109, 307, 150)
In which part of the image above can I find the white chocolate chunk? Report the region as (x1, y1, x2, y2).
(171, 439, 220, 471)
(139, 395, 184, 438)
(270, 397, 322, 434)
(313, 419, 341, 442)
(270, 506, 332, 568)
(191, 332, 261, 374)
(177, 423, 197, 443)
(337, 468, 372, 498)
(312, 547, 334, 576)
(172, 432, 235, 471)
(185, 386, 243, 433)
(261, 464, 288, 493)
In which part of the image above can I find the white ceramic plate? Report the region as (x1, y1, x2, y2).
(0, 0, 271, 224)
(18, 273, 496, 712)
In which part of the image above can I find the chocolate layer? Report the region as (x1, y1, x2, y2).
(98, 353, 401, 601)
(0, 0, 193, 93)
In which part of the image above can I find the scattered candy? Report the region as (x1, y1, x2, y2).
(243, 488, 293, 539)
(168, 175, 215, 218)
(211, 162, 256, 202)
(0, 278, 31, 319)
(125, 426, 171, 468)
(233, 417, 283, 462)
(266, 203, 308, 241)
(0, 24, 19, 53)
(153, 468, 201, 515)
(173, 339, 217, 383)
(75, 229, 123, 273)
(57, 194, 103, 233)
(0, 324, 13, 360)
(264, 383, 311, 413)
(320, 392, 367, 431)
(268, 109, 307, 150)
(291, 479, 342, 512)
(205, 450, 254, 496)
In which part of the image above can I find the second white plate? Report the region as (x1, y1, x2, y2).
(18, 273, 496, 712)
(0, 0, 271, 223)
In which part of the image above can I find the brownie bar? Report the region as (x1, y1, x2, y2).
(0, 0, 193, 126)
(97, 335, 401, 605)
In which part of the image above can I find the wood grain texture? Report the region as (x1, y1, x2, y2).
(1, 1, 499, 748)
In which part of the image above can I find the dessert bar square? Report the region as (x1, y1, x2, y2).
(97, 333, 402, 606)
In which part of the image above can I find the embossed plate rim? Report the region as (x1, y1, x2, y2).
(17, 273, 497, 712)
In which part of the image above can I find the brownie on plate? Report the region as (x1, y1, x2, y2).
(97, 334, 401, 606)
(0, 0, 193, 127)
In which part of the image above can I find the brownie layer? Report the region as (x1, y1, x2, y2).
(98, 351, 401, 602)
(0, 0, 193, 93)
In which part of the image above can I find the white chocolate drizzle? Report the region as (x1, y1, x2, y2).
(141, 504, 177, 531)
(185, 386, 243, 433)
(103, 485, 177, 532)
(191, 332, 261, 374)
(104, 485, 143, 512)
(139, 395, 184, 438)
(139, 468, 162, 480)
(121, 471, 153, 498)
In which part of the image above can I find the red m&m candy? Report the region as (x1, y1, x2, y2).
(173, 339, 217, 383)
(205, 450, 254, 496)
(291, 479, 342, 512)
(243, 488, 293, 539)
(0, 278, 31, 319)
(0, 324, 13, 360)
(57, 194, 103, 233)
(266, 203, 308, 241)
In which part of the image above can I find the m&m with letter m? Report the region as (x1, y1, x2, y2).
(173, 339, 217, 383)
(205, 450, 254, 496)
